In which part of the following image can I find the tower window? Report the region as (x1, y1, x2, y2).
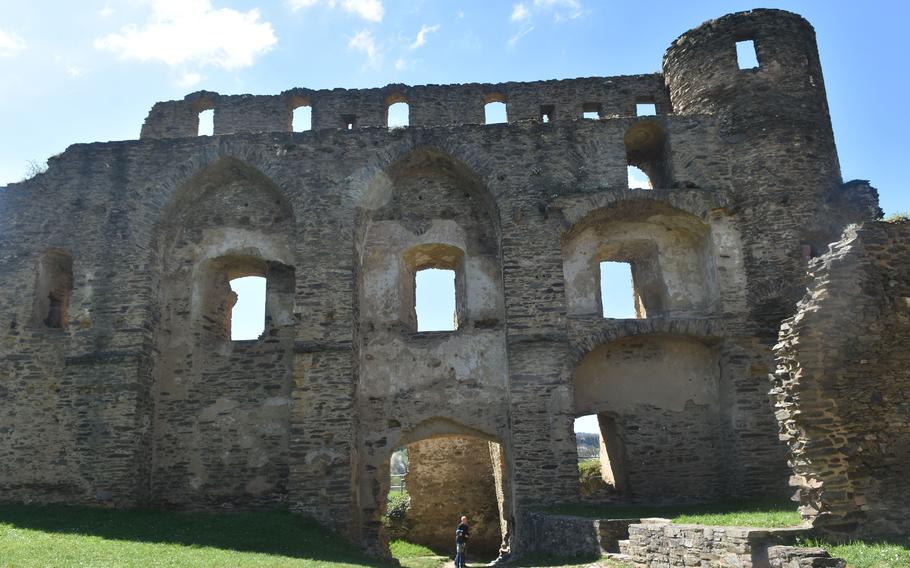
(736, 39, 759, 70)
(342, 114, 357, 130)
(600, 261, 638, 319)
(415, 268, 457, 332)
(229, 275, 266, 340)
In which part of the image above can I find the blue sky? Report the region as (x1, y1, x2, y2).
(1, 0, 907, 214)
(2, 1, 906, 435)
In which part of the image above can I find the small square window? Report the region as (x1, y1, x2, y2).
(582, 102, 602, 120)
(736, 39, 759, 70)
(342, 114, 357, 129)
(540, 104, 555, 123)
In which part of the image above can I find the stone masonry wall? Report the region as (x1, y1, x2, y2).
(0, 8, 885, 557)
(620, 521, 838, 568)
(772, 220, 910, 538)
(405, 437, 503, 557)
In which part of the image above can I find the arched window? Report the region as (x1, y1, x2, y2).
(386, 93, 410, 128)
(625, 120, 670, 189)
(627, 165, 652, 190)
(484, 93, 507, 125)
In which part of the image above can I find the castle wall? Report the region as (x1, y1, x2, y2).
(773, 220, 910, 538)
(0, 7, 886, 557)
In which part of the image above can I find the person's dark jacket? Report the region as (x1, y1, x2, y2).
(456, 522, 470, 544)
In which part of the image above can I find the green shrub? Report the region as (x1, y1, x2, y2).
(577, 459, 606, 496)
(384, 490, 413, 539)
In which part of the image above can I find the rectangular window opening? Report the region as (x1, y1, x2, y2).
(387, 102, 409, 128)
(540, 104, 555, 123)
(342, 114, 357, 130)
(484, 101, 507, 125)
(415, 268, 457, 332)
(600, 261, 639, 318)
(635, 103, 657, 117)
(736, 39, 759, 70)
(582, 102, 602, 120)
(198, 109, 214, 136)
(575, 414, 624, 493)
(230, 276, 266, 340)
(293, 106, 312, 132)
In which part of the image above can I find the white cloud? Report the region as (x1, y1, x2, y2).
(508, 25, 534, 47)
(348, 29, 380, 65)
(534, 0, 583, 20)
(100, 3, 115, 18)
(409, 24, 439, 49)
(510, 0, 584, 25)
(394, 57, 407, 71)
(94, 0, 277, 70)
(288, 0, 384, 22)
(0, 27, 27, 59)
(178, 71, 203, 87)
(511, 3, 530, 22)
(66, 65, 86, 78)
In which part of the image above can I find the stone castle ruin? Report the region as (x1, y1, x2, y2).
(1, 8, 907, 563)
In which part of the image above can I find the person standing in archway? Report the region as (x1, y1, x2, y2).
(454, 515, 470, 568)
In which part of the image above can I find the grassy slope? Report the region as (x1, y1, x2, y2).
(804, 538, 910, 568)
(0, 504, 379, 568)
(544, 498, 803, 528)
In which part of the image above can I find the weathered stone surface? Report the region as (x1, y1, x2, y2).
(0, 7, 887, 561)
(772, 220, 910, 539)
(405, 437, 504, 557)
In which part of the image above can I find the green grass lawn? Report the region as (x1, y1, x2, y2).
(802, 538, 910, 568)
(0, 503, 383, 568)
(543, 498, 803, 528)
(389, 540, 448, 568)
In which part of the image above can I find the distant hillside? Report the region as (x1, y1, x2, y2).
(576, 432, 599, 460)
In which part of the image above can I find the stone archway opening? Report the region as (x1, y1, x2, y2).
(385, 435, 510, 561)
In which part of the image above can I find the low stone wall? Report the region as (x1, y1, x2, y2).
(767, 546, 845, 568)
(522, 512, 642, 557)
(618, 521, 831, 568)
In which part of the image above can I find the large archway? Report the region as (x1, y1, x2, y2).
(572, 334, 724, 503)
(149, 157, 296, 508)
(388, 429, 510, 560)
(353, 147, 509, 555)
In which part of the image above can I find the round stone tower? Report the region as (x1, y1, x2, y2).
(663, 9, 844, 326)
(664, 8, 840, 195)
